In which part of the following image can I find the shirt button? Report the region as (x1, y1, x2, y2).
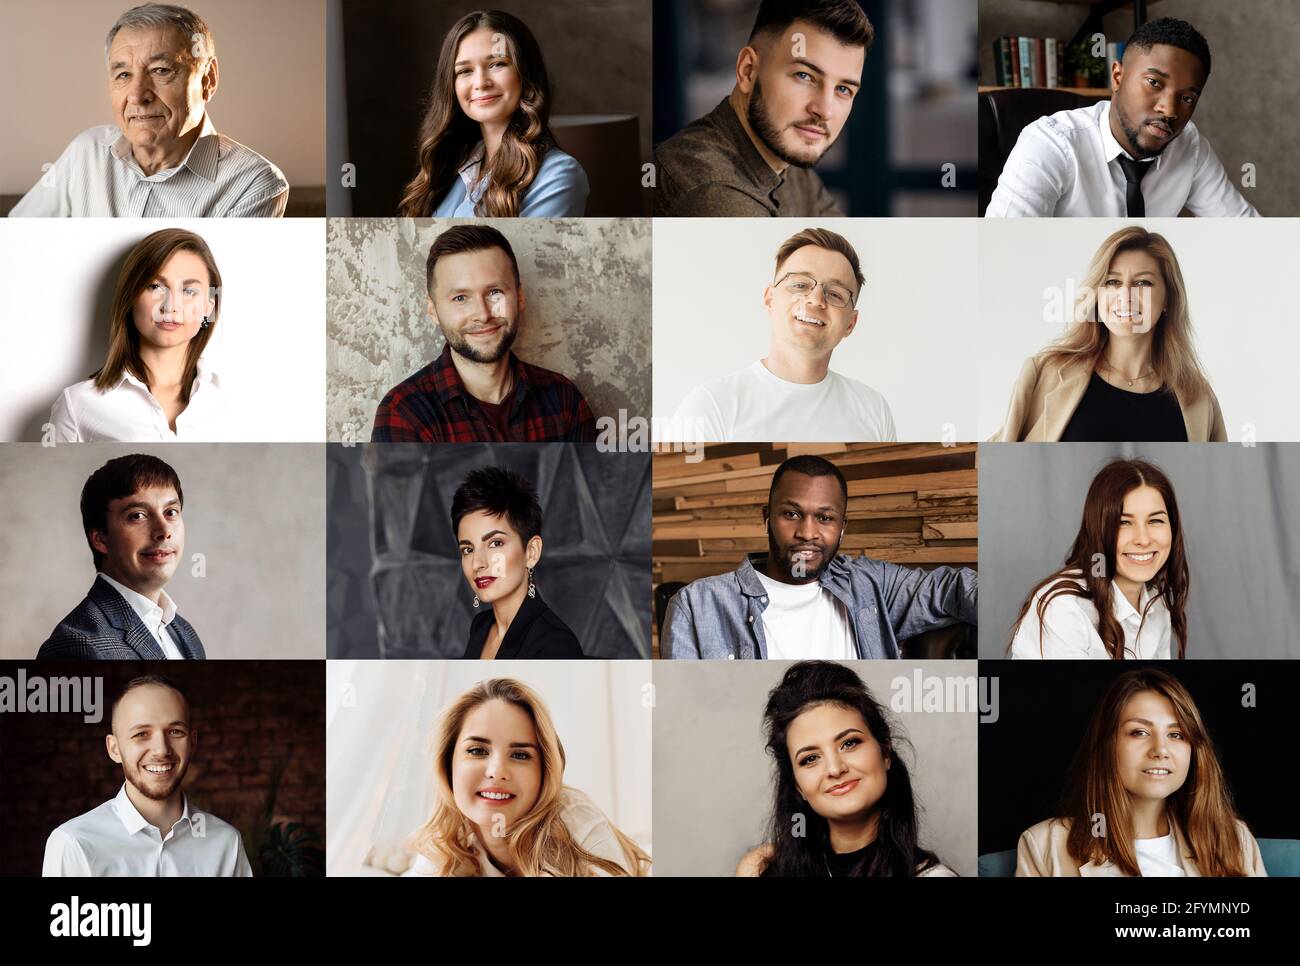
(761, 597, 767, 603)
(727, 654, 735, 660)
(747, 616, 754, 623)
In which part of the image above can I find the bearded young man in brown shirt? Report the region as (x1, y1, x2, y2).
(653, 0, 873, 217)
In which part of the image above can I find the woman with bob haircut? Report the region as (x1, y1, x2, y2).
(1017, 668, 1265, 876)
(737, 661, 955, 877)
(404, 677, 650, 876)
(50, 228, 224, 441)
(1010, 458, 1186, 660)
(452, 465, 582, 659)
(994, 226, 1226, 441)
(397, 10, 588, 217)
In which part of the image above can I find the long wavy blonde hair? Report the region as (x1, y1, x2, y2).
(1039, 226, 1213, 405)
(397, 11, 554, 217)
(410, 678, 650, 876)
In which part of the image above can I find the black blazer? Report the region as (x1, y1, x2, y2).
(38, 576, 206, 660)
(463, 591, 583, 659)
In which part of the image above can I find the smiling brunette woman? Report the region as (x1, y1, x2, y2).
(1009, 458, 1187, 660)
(1017, 669, 1265, 876)
(397, 10, 588, 217)
(993, 227, 1225, 441)
(50, 228, 223, 441)
(453, 466, 582, 659)
(737, 661, 954, 877)
(404, 678, 650, 876)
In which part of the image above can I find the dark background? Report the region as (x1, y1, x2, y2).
(0, 661, 325, 877)
(327, 443, 653, 659)
(977, 660, 1297, 856)
(338, 0, 653, 215)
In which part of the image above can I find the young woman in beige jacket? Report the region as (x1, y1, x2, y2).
(994, 227, 1226, 442)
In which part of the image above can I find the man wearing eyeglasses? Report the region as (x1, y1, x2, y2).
(668, 227, 895, 442)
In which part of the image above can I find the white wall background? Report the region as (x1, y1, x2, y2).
(326, 660, 653, 876)
(0, 0, 325, 193)
(652, 218, 981, 441)
(0, 217, 325, 441)
(0, 442, 325, 659)
(977, 218, 1300, 441)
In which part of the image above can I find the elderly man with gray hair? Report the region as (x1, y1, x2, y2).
(9, 3, 288, 217)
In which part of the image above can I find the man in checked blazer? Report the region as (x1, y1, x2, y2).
(39, 454, 205, 660)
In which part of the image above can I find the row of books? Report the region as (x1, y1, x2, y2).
(990, 36, 1126, 89)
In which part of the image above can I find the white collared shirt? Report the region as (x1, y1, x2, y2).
(986, 100, 1258, 217)
(9, 115, 288, 217)
(1010, 571, 1172, 659)
(43, 783, 252, 876)
(98, 572, 184, 660)
(50, 357, 225, 441)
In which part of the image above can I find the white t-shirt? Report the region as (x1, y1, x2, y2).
(666, 360, 896, 442)
(753, 570, 857, 660)
(1134, 833, 1186, 878)
(1010, 571, 1172, 660)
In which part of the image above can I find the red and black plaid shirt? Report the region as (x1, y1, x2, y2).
(371, 343, 597, 442)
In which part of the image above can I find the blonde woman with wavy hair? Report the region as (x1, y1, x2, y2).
(1017, 669, 1265, 876)
(397, 10, 588, 217)
(994, 226, 1226, 441)
(405, 678, 649, 877)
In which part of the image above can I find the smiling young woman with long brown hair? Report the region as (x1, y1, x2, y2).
(1009, 458, 1189, 660)
(397, 10, 588, 217)
(1017, 668, 1265, 876)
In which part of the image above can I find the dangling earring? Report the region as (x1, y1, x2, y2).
(527, 566, 536, 599)
(472, 594, 480, 608)
(200, 316, 210, 329)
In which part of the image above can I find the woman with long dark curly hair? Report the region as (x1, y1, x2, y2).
(1009, 458, 1188, 659)
(737, 661, 953, 877)
(397, 10, 588, 217)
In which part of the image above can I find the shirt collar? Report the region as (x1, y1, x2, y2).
(458, 141, 488, 196)
(431, 341, 530, 406)
(111, 356, 219, 393)
(108, 113, 220, 182)
(98, 571, 178, 627)
(711, 97, 784, 192)
(1098, 100, 1162, 171)
(112, 782, 192, 836)
(1110, 580, 1156, 625)
(737, 551, 847, 597)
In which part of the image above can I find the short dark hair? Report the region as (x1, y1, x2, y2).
(774, 227, 866, 299)
(425, 225, 521, 297)
(81, 454, 184, 570)
(768, 455, 848, 508)
(450, 466, 543, 543)
(109, 674, 190, 731)
(1124, 17, 1211, 78)
(749, 0, 874, 52)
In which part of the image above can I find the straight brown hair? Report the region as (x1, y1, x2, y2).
(93, 228, 221, 406)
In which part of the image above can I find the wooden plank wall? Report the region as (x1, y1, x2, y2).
(651, 442, 978, 655)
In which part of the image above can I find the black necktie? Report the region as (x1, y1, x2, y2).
(1117, 156, 1153, 217)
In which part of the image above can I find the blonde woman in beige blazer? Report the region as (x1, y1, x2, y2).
(992, 226, 1227, 442)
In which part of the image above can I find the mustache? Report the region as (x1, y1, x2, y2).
(1144, 117, 1173, 133)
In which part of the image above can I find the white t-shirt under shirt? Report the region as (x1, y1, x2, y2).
(667, 360, 896, 442)
(753, 569, 857, 660)
(1134, 833, 1186, 878)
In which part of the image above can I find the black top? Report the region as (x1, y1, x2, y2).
(463, 590, 584, 659)
(1059, 372, 1188, 442)
(823, 840, 878, 877)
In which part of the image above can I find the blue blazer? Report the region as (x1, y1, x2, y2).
(38, 576, 206, 660)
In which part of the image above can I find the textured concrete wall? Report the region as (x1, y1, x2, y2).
(327, 443, 652, 659)
(979, 0, 1299, 213)
(326, 217, 652, 441)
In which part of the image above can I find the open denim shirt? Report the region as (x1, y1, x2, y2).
(663, 552, 977, 660)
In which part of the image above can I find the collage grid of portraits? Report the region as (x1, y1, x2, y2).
(2, 0, 1299, 938)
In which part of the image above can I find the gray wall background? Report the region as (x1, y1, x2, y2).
(652, 660, 979, 877)
(327, 443, 652, 659)
(978, 0, 1299, 215)
(0, 443, 325, 659)
(978, 442, 1300, 658)
(326, 217, 652, 441)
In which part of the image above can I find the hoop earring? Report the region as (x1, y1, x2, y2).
(472, 594, 480, 608)
(527, 567, 536, 599)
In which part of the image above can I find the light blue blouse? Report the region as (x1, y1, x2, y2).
(433, 142, 589, 217)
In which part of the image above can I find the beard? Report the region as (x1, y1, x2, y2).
(747, 77, 830, 169)
(765, 517, 842, 582)
(443, 318, 518, 364)
(125, 758, 187, 802)
(1113, 99, 1175, 160)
